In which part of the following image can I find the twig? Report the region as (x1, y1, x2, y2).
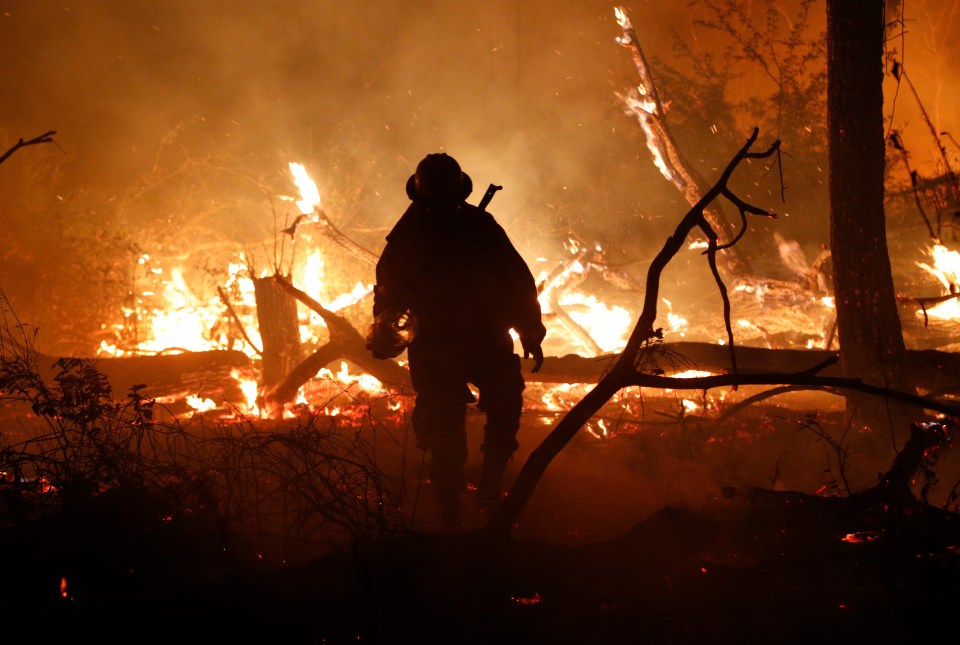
(0, 131, 59, 166)
(217, 286, 263, 356)
(889, 130, 937, 239)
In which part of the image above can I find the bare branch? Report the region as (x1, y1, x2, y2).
(0, 131, 59, 166)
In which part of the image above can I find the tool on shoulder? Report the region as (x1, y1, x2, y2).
(478, 183, 502, 211)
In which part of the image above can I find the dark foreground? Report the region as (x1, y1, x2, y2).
(4, 482, 959, 645)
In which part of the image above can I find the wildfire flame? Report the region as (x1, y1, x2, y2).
(917, 242, 960, 320)
(558, 292, 632, 352)
(288, 162, 321, 215)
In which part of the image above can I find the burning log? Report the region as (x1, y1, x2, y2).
(538, 243, 603, 355)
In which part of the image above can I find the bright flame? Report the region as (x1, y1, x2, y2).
(558, 292, 632, 352)
(324, 281, 374, 312)
(186, 395, 217, 413)
(232, 369, 260, 416)
(917, 243, 960, 320)
(316, 361, 385, 396)
(662, 298, 688, 336)
(139, 267, 223, 355)
(289, 162, 321, 214)
(614, 6, 630, 30)
(670, 369, 713, 379)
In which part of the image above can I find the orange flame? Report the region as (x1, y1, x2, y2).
(288, 162, 321, 214)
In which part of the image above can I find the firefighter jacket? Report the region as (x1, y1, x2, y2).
(373, 200, 545, 356)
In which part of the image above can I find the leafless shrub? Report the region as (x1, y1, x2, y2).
(0, 289, 407, 566)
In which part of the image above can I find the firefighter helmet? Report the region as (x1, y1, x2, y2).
(366, 306, 418, 359)
(406, 153, 473, 203)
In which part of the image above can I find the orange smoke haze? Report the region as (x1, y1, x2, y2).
(1, 1, 959, 352)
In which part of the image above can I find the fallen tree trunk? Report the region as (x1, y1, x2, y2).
(38, 350, 253, 404)
(44, 341, 960, 411)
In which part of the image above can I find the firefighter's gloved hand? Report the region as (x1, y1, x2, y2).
(523, 343, 544, 374)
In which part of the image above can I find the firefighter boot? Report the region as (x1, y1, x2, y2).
(430, 448, 466, 531)
(476, 451, 511, 511)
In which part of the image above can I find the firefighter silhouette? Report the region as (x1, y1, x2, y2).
(369, 152, 545, 528)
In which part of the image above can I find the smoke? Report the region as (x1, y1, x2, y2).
(3, 0, 958, 352)
(0, 2, 670, 238)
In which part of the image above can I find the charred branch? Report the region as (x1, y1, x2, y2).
(486, 129, 906, 539)
(901, 291, 960, 327)
(217, 286, 263, 356)
(889, 130, 938, 239)
(312, 209, 379, 266)
(0, 131, 58, 166)
(284, 208, 379, 268)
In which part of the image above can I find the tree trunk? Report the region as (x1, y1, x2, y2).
(252, 275, 304, 402)
(827, 0, 908, 427)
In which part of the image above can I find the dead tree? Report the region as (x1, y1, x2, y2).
(252, 274, 304, 412)
(483, 129, 960, 539)
(260, 276, 411, 416)
(614, 7, 751, 276)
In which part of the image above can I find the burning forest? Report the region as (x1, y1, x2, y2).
(2, 1, 960, 643)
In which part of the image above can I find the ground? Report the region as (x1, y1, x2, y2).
(3, 391, 960, 644)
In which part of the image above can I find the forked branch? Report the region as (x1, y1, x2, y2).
(483, 129, 953, 539)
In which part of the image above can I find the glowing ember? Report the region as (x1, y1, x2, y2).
(510, 592, 543, 606)
(539, 382, 592, 412)
(917, 243, 960, 320)
(840, 531, 882, 543)
(670, 370, 713, 379)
